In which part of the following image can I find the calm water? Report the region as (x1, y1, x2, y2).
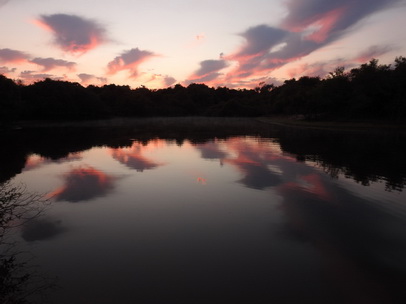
(1, 118, 406, 304)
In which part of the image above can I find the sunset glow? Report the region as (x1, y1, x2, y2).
(1, 0, 405, 88)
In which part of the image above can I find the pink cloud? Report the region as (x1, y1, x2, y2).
(281, 2, 349, 42)
(281, 0, 404, 44)
(36, 14, 107, 55)
(106, 48, 156, 78)
(224, 26, 309, 85)
(223, 0, 402, 87)
(302, 7, 348, 43)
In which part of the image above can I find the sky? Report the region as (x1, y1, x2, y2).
(1, 0, 406, 89)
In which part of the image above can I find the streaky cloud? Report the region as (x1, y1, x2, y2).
(36, 13, 107, 55)
(0, 48, 30, 63)
(355, 44, 396, 63)
(19, 70, 64, 83)
(287, 61, 336, 78)
(106, 48, 155, 78)
(287, 43, 397, 79)
(31, 57, 76, 72)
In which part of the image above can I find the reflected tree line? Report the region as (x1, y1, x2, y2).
(1, 57, 406, 124)
(1, 121, 405, 302)
(0, 119, 405, 191)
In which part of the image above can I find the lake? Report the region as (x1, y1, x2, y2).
(1, 118, 406, 304)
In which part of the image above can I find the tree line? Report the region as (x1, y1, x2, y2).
(1, 56, 406, 124)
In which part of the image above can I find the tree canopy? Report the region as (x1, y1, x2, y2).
(1, 56, 406, 124)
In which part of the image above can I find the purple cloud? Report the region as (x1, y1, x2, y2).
(30, 57, 76, 72)
(106, 48, 156, 78)
(234, 25, 288, 58)
(0, 0, 10, 8)
(186, 59, 228, 84)
(36, 14, 107, 54)
(194, 60, 228, 77)
(163, 75, 176, 87)
(0, 48, 30, 63)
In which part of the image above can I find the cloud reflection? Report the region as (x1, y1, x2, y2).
(110, 140, 165, 172)
(194, 136, 406, 301)
(222, 139, 286, 190)
(49, 165, 115, 202)
(21, 218, 66, 242)
(194, 141, 229, 161)
(23, 153, 82, 172)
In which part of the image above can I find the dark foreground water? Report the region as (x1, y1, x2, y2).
(1, 118, 406, 304)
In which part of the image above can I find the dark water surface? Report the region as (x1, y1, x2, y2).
(1, 118, 406, 304)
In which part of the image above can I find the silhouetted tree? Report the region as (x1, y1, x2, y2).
(0, 75, 21, 126)
(1, 56, 406, 121)
(21, 78, 105, 120)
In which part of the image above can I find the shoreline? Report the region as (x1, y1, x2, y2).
(256, 116, 406, 132)
(3, 116, 406, 132)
